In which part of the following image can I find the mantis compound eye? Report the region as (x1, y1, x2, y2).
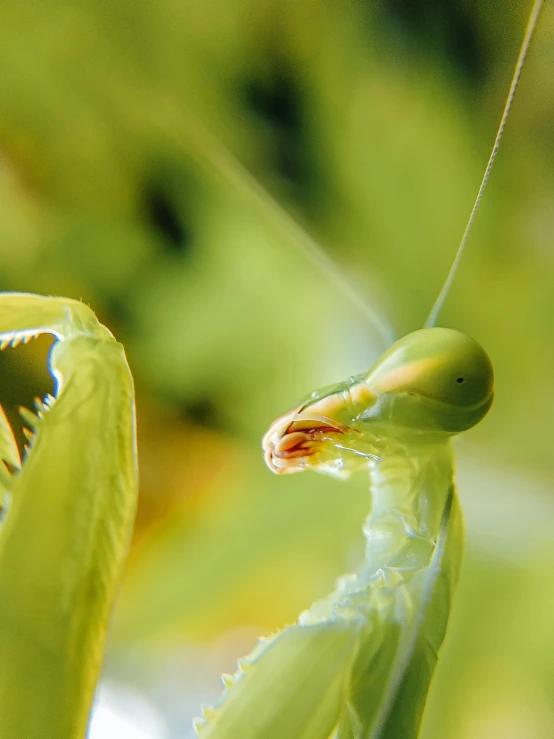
(365, 327, 494, 433)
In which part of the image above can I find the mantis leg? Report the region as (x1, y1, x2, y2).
(0, 293, 138, 739)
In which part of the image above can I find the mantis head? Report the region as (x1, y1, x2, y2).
(263, 327, 493, 475)
(365, 327, 494, 433)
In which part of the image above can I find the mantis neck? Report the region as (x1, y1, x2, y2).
(299, 436, 455, 626)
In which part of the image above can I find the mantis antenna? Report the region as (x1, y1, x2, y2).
(160, 111, 396, 348)
(425, 0, 545, 328)
(199, 136, 397, 347)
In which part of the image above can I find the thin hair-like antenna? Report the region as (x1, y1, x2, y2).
(153, 108, 396, 349)
(425, 0, 544, 328)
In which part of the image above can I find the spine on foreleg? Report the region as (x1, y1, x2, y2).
(0, 295, 138, 739)
(195, 441, 462, 739)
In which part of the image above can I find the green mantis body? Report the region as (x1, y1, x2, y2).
(0, 294, 137, 739)
(194, 0, 545, 731)
(195, 329, 493, 738)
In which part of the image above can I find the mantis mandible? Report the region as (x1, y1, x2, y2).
(194, 2, 544, 737)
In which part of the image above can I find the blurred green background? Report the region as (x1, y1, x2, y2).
(0, 0, 553, 737)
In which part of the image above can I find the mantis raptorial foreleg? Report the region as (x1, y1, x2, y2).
(0, 293, 137, 739)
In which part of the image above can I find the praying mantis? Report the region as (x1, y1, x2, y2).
(191, 1, 544, 737)
(0, 2, 543, 739)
